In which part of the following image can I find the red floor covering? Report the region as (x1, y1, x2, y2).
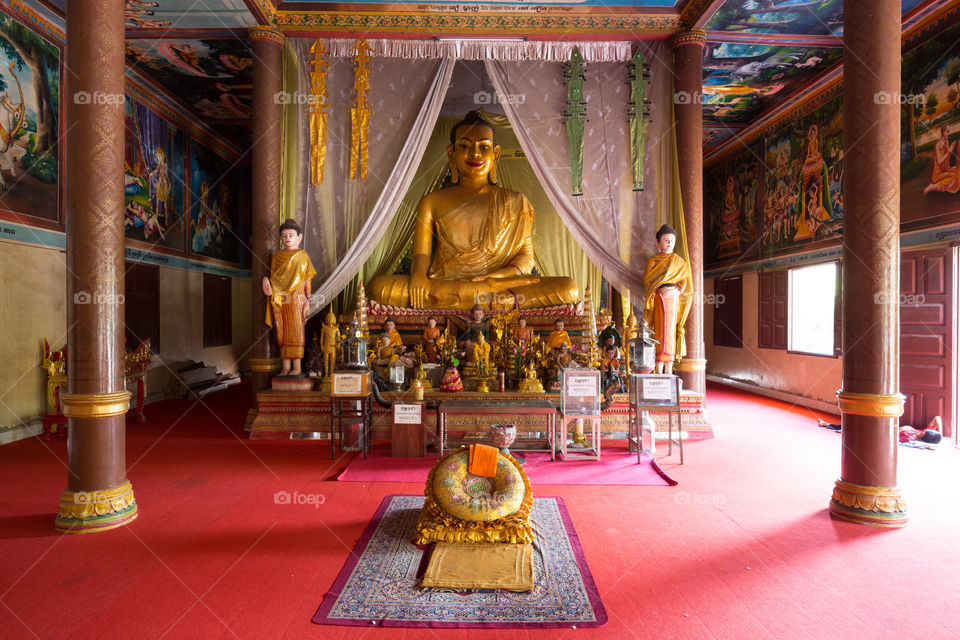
(1, 381, 959, 640)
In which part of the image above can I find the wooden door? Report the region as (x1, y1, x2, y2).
(899, 248, 956, 438)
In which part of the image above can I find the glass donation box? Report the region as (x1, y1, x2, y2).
(560, 368, 601, 415)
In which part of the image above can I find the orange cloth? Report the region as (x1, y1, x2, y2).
(469, 444, 499, 478)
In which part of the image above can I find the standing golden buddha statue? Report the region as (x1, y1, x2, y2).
(369, 111, 578, 310)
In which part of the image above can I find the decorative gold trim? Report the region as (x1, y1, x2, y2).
(674, 358, 707, 372)
(275, 12, 682, 35)
(670, 29, 707, 49)
(835, 390, 905, 418)
(60, 391, 131, 418)
(248, 26, 285, 47)
(55, 481, 138, 534)
(829, 479, 907, 528)
(250, 357, 282, 373)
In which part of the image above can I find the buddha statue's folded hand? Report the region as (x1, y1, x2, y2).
(410, 272, 429, 309)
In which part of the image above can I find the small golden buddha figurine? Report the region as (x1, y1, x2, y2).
(518, 359, 544, 393)
(319, 310, 341, 378)
(368, 111, 578, 310)
(473, 332, 491, 376)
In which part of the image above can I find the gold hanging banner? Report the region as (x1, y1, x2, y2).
(308, 39, 329, 186)
(350, 39, 372, 181)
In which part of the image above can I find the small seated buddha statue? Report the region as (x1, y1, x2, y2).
(368, 111, 578, 311)
(546, 319, 572, 353)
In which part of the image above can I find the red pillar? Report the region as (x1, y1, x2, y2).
(830, 0, 907, 527)
(671, 29, 707, 394)
(56, 0, 136, 533)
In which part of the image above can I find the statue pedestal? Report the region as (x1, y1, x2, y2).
(271, 376, 315, 392)
(518, 377, 544, 393)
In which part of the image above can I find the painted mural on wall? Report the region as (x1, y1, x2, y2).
(124, 39, 253, 121)
(761, 95, 843, 254)
(705, 142, 762, 263)
(900, 19, 960, 226)
(124, 97, 186, 251)
(189, 138, 240, 264)
(0, 9, 59, 224)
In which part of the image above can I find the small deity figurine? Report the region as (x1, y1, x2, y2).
(518, 357, 544, 393)
(368, 110, 577, 310)
(384, 318, 403, 349)
(642, 224, 692, 375)
(598, 311, 621, 350)
(422, 315, 441, 363)
(546, 319, 572, 353)
(623, 310, 638, 372)
(320, 310, 341, 378)
(440, 357, 464, 392)
(453, 304, 488, 353)
(375, 333, 398, 367)
(512, 316, 531, 347)
(473, 331, 491, 375)
(304, 333, 323, 377)
(601, 345, 624, 393)
(263, 218, 317, 376)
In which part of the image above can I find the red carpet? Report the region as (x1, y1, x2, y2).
(1, 380, 959, 639)
(338, 443, 677, 485)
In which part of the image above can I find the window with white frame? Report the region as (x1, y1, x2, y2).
(788, 261, 838, 356)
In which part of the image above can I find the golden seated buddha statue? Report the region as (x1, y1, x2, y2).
(369, 111, 578, 311)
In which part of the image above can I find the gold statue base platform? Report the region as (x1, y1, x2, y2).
(518, 378, 545, 393)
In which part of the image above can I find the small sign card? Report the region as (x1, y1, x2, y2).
(332, 373, 362, 396)
(393, 403, 422, 425)
(566, 374, 599, 397)
(639, 375, 678, 405)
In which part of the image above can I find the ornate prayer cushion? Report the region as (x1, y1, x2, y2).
(414, 447, 534, 545)
(432, 450, 525, 522)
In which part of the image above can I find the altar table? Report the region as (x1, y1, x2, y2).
(436, 399, 558, 460)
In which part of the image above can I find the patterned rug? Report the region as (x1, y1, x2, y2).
(312, 495, 607, 628)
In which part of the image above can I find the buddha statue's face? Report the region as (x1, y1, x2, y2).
(449, 124, 500, 183)
(280, 229, 301, 250)
(555, 321, 564, 332)
(385, 320, 396, 333)
(427, 317, 436, 328)
(657, 233, 676, 255)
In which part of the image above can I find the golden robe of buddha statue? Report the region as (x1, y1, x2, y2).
(369, 111, 578, 311)
(642, 224, 692, 375)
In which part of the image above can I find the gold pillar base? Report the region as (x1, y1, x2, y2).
(673, 357, 707, 373)
(249, 357, 282, 373)
(55, 481, 138, 534)
(829, 479, 907, 528)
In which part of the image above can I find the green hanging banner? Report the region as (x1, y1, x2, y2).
(627, 50, 652, 192)
(563, 46, 587, 196)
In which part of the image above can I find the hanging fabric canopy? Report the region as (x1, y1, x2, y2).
(281, 39, 685, 316)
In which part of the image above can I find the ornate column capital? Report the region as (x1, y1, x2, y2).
(670, 29, 707, 50)
(248, 25, 285, 47)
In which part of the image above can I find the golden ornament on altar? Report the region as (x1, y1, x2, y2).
(369, 111, 579, 311)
